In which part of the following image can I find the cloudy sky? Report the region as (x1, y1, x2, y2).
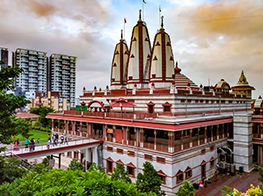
(0, 0, 262, 99)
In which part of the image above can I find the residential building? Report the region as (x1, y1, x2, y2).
(47, 54, 76, 108)
(27, 91, 70, 112)
(12, 48, 47, 95)
(0, 47, 8, 68)
(47, 11, 258, 195)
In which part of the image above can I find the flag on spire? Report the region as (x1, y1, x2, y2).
(143, 0, 146, 4)
(124, 18, 127, 23)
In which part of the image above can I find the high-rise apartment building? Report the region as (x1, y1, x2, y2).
(0, 47, 8, 68)
(12, 48, 47, 94)
(47, 54, 76, 108)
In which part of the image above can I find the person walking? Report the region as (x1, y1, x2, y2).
(60, 134, 64, 144)
(55, 133, 59, 145)
(52, 134, 56, 146)
(29, 141, 32, 151)
(37, 138, 40, 144)
(31, 138, 35, 151)
(25, 138, 29, 151)
(14, 140, 18, 151)
(64, 135, 68, 145)
(47, 140, 50, 149)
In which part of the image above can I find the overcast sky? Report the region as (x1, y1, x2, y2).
(0, 0, 262, 99)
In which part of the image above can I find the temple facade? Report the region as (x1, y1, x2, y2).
(47, 11, 260, 195)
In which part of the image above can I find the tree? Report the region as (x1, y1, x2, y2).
(68, 158, 83, 171)
(176, 180, 195, 196)
(0, 156, 27, 184)
(258, 163, 263, 184)
(0, 62, 30, 143)
(136, 161, 164, 195)
(0, 167, 141, 195)
(111, 163, 132, 183)
(29, 106, 55, 128)
(88, 162, 104, 173)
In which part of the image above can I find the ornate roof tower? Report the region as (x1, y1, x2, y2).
(149, 16, 175, 88)
(231, 70, 255, 98)
(110, 30, 129, 89)
(126, 10, 152, 89)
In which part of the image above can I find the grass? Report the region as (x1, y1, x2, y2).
(12, 130, 50, 145)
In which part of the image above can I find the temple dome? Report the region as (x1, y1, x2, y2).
(110, 30, 129, 89)
(149, 16, 175, 88)
(126, 10, 151, 89)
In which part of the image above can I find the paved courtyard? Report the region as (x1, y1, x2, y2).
(195, 170, 261, 196)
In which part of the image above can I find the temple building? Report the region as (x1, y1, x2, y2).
(47, 11, 260, 195)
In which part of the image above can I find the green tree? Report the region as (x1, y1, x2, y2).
(29, 106, 55, 128)
(0, 156, 27, 184)
(88, 162, 105, 173)
(111, 163, 132, 183)
(68, 158, 83, 171)
(258, 163, 263, 184)
(136, 161, 164, 195)
(176, 180, 195, 196)
(0, 167, 143, 195)
(0, 62, 30, 143)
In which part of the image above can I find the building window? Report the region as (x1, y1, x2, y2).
(117, 148, 123, 154)
(127, 166, 134, 177)
(107, 146, 113, 152)
(163, 106, 171, 112)
(177, 174, 184, 184)
(107, 161, 113, 173)
(156, 157, 165, 164)
(201, 149, 206, 154)
(144, 154, 153, 161)
(127, 151, 135, 157)
(148, 105, 154, 113)
(211, 160, 215, 167)
(185, 170, 192, 179)
(159, 175, 166, 184)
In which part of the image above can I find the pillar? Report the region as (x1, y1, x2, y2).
(122, 127, 126, 144)
(217, 125, 219, 140)
(92, 146, 98, 165)
(52, 119, 54, 132)
(140, 128, 144, 147)
(222, 124, 225, 138)
(154, 130, 157, 150)
(181, 130, 184, 150)
(103, 124, 107, 141)
(64, 120, 69, 135)
(72, 121, 76, 135)
(211, 126, 214, 142)
(233, 114, 253, 172)
(204, 127, 207, 143)
(85, 148, 91, 171)
(168, 132, 174, 153)
(79, 122, 83, 137)
(126, 127, 130, 145)
(197, 128, 200, 145)
(57, 120, 60, 132)
(135, 128, 137, 147)
(113, 125, 116, 143)
(58, 153, 61, 168)
(189, 129, 193, 147)
(227, 123, 229, 137)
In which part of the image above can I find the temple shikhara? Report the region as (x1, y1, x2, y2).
(47, 10, 263, 195)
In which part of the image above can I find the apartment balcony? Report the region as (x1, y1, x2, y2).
(28, 79, 38, 83)
(38, 55, 45, 58)
(29, 68, 38, 72)
(29, 62, 38, 66)
(70, 75, 75, 78)
(70, 79, 75, 83)
(62, 76, 68, 79)
(21, 53, 28, 57)
(29, 74, 37, 77)
(56, 68, 62, 72)
(39, 66, 45, 70)
(29, 51, 37, 55)
(55, 63, 62, 66)
(29, 57, 38, 61)
(29, 84, 37, 88)
(62, 55, 70, 59)
(21, 64, 28, 69)
(39, 61, 45, 64)
(21, 58, 28, 62)
(62, 71, 70, 75)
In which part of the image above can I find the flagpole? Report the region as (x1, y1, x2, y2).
(142, 2, 144, 21)
(159, 5, 161, 27)
(124, 20, 125, 40)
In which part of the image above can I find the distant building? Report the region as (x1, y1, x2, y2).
(0, 47, 8, 68)
(27, 91, 70, 112)
(12, 48, 47, 96)
(47, 53, 76, 108)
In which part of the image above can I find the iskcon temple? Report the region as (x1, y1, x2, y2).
(47, 10, 263, 195)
